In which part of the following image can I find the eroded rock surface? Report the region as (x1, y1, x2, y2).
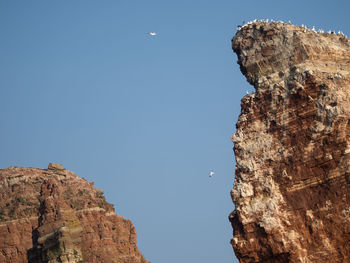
(0, 164, 149, 263)
(230, 21, 350, 262)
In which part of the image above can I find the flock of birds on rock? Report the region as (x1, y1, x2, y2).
(148, 20, 347, 39)
(146, 20, 347, 179)
(236, 19, 347, 38)
(146, 19, 347, 180)
(148, 18, 347, 39)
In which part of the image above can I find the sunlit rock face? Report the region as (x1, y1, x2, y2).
(230, 21, 350, 262)
(0, 164, 149, 263)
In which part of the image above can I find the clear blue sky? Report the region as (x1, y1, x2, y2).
(1, 1, 349, 262)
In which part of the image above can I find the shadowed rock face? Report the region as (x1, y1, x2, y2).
(0, 164, 149, 263)
(230, 21, 350, 262)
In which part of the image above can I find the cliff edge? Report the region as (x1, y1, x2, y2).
(0, 163, 149, 263)
(230, 21, 350, 262)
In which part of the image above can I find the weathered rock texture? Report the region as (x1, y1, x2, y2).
(0, 163, 149, 263)
(230, 21, 350, 262)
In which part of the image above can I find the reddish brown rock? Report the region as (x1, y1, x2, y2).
(230, 21, 350, 262)
(0, 164, 149, 263)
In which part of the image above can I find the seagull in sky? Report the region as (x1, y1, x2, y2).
(209, 171, 215, 177)
(149, 32, 157, 36)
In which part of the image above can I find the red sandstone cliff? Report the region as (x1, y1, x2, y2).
(230, 21, 350, 262)
(0, 163, 149, 263)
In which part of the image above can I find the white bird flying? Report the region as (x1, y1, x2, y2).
(209, 171, 215, 177)
(149, 32, 157, 36)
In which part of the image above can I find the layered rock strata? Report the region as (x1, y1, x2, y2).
(230, 21, 350, 262)
(0, 163, 148, 263)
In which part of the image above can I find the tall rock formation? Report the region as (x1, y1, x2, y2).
(0, 163, 149, 263)
(230, 21, 350, 262)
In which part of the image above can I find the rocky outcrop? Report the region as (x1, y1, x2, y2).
(0, 164, 149, 263)
(230, 21, 350, 262)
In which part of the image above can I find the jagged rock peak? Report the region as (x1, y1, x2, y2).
(233, 21, 350, 88)
(230, 22, 350, 262)
(0, 164, 149, 263)
(47, 163, 65, 170)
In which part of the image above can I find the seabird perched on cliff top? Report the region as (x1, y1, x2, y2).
(209, 171, 215, 177)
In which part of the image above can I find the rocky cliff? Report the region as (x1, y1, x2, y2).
(230, 21, 350, 262)
(0, 163, 149, 263)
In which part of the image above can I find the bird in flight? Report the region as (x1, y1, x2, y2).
(209, 171, 215, 177)
(149, 32, 157, 36)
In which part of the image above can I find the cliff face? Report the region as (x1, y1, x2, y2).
(230, 21, 350, 262)
(0, 163, 148, 263)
